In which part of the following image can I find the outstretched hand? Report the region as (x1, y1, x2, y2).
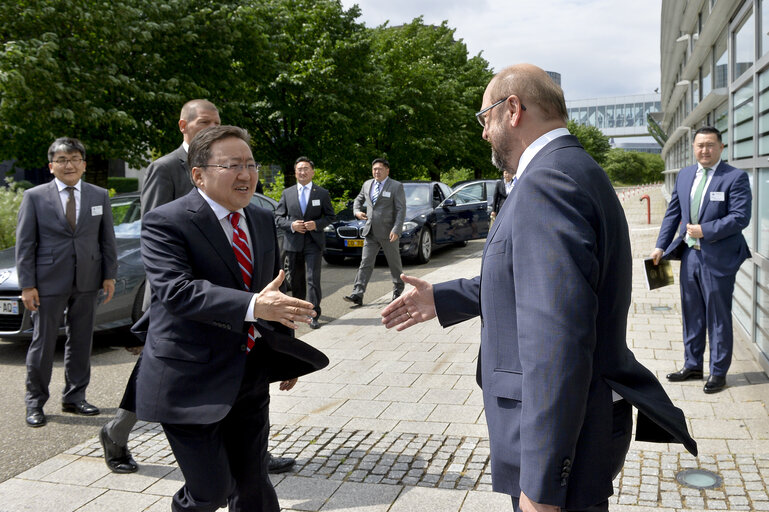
(253, 270, 315, 329)
(381, 274, 437, 331)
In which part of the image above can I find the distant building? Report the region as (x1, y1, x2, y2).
(660, 0, 767, 372)
(566, 94, 662, 154)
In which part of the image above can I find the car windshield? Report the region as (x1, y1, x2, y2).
(111, 196, 141, 239)
(403, 183, 432, 207)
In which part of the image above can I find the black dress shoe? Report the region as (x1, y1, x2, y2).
(26, 407, 46, 428)
(267, 454, 296, 474)
(62, 400, 100, 416)
(704, 375, 727, 394)
(100, 425, 139, 473)
(343, 294, 362, 306)
(391, 290, 402, 303)
(309, 317, 320, 329)
(666, 367, 703, 382)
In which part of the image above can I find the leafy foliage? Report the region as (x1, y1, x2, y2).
(567, 120, 611, 166)
(0, 180, 26, 249)
(604, 149, 665, 185)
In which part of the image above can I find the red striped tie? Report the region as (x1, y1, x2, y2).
(229, 212, 256, 352)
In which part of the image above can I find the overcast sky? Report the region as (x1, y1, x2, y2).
(340, 0, 662, 101)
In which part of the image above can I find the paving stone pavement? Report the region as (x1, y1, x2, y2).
(1, 185, 768, 512)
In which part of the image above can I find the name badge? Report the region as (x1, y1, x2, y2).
(312, 199, 320, 206)
(710, 191, 725, 202)
(382, 191, 391, 198)
(91, 205, 103, 216)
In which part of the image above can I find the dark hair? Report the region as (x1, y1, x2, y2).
(372, 157, 390, 169)
(47, 137, 86, 161)
(188, 125, 251, 170)
(693, 126, 722, 142)
(295, 156, 314, 169)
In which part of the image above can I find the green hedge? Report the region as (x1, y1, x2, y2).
(107, 177, 139, 194)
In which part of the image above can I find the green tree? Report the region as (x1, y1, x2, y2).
(0, 180, 26, 249)
(368, 18, 494, 182)
(567, 120, 611, 166)
(637, 151, 665, 182)
(0, 0, 242, 187)
(604, 149, 645, 184)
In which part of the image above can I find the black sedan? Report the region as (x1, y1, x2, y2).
(323, 180, 491, 264)
(0, 190, 281, 340)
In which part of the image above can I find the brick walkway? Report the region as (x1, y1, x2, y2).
(1, 185, 767, 511)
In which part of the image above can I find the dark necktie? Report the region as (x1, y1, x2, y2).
(229, 212, 256, 352)
(65, 187, 76, 230)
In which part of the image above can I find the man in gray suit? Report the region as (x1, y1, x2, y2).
(17, 137, 118, 427)
(343, 158, 406, 305)
(275, 157, 335, 329)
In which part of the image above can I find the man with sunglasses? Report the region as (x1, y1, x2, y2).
(384, 64, 696, 512)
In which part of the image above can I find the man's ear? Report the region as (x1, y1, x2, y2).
(178, 118, 187, 135)
(191, 167, 203, 188)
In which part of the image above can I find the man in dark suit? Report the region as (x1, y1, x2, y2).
(17, 137, 118, 427)
(491, 169, 514, 220)
(343, 158, 406, 305)
(275, 157, 335, 329)
(140, 99, 220, 217)
(651, 126, 752, 394)
(136, 125, 318, 512)
(101, 99, 220, 473)
(383, 64, 696, 512)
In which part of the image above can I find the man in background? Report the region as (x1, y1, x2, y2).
(18, 137, 117, 428)
(491, 169, 514, 220)
(343, 158, 406, 306)
(275, 157, 335, 329)
(651, 126, 751, 394)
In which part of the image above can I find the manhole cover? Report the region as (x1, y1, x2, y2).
(676, 469, 722, 489)
(651, 306, 672, 311)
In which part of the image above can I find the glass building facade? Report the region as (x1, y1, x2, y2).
(661, 0, 769, 371)
(566, 94, 661, 137)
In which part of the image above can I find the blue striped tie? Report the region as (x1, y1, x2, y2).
(371, 180, 381, 204)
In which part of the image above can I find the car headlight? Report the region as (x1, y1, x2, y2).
(402, 221, 418, 232)
(324, 225, 335, 232)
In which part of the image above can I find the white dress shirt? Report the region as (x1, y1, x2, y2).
(54, 177, 81, 224)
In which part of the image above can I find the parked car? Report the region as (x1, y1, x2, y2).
(323, 180, 491, 265)
(451, 179, 498, 213)
(0, 190, 282, 340)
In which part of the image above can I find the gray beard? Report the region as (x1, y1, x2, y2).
(491, 147, 513, 174)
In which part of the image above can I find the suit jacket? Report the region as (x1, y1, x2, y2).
(135, 189, 325, 424)
(16, 180, 117, 295)
(275, 183, 335, 251)
(656, 161, 751, 277)
(491, 179, 509, 214)
(433, 135, 696, 509)
(140, 145, 193, 218)
(353, 178, 406, 238)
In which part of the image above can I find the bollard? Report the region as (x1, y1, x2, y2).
(640, 194, 650, 224)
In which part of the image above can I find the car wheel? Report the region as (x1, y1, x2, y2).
(416, 228, 432, 264)
(131, 281, 146, 323)
(323, 254, 346, 265)
(282, 251, 292, 291)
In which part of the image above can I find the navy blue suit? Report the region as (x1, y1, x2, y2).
(656, 161, 751, 376)
(433, 135, 696, 509)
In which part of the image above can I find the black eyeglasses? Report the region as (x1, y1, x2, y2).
(51, 157, 85, 166)
(475, 97, 526, 128)
(200, 163, 259, 173)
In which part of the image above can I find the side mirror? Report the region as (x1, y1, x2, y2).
(442, 199, 457, 208)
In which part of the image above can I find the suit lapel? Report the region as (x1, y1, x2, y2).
(244, 206, 265, 293)
(680, 166, 696, 224)
(76, 183, 90, 234)
(47, 181, 72, 232)
(189, 192, 244, 288)
(698, 162, 723, 218)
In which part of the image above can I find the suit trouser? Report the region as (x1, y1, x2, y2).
(162, 354, 278, 512)
(352, 234, 403, 296)
(509, 400, 632, 512)
(287, 238, 323, 316)
(25, 291, 98, 408)
(680, 247, 736, 376)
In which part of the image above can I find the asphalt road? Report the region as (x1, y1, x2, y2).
(0, 239, 484, 483)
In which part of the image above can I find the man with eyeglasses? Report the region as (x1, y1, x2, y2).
(275, 157, 335, 329)
(17, 137, 117, 428)
(134, 125, 325, 512)
(102, 100, 297, 476)
(383, 64, 696, 512)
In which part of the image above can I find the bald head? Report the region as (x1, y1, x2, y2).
(179, 99, 221, 144)
(489, 64, 567, 124)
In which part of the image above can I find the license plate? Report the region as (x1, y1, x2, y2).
(344, 239, 364, 247)
(0, 299, 19, 315)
